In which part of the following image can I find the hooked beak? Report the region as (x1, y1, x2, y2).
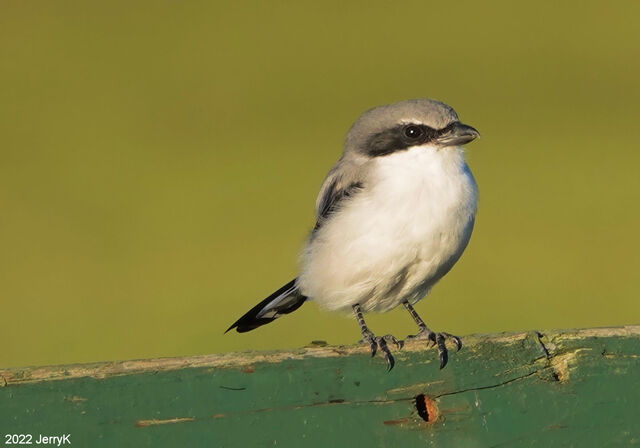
(435, 122, 480, 147)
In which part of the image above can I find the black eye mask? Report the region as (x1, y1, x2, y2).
(364, 122, 462, 157)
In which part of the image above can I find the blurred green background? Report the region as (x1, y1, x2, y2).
(1, 1, 639, 368)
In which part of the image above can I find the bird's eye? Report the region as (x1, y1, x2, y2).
(404, 125, 423, 139)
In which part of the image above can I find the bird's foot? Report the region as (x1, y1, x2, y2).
(360, 331, 403, 371)
(405, 327, 462, 369)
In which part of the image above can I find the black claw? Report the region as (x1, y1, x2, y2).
(377, 337, 395, 371)
(439, 352, 448, 369)
(428, 332, 437, 348)
(402, 301, 462, 368)
(406, 329, 462, 368)
(441, 332, 462, 351)
(385, 353, 395, 371)
(436, 334, 448, 369)
(383, 334, 403, 350)
(359, 333, 399, 370)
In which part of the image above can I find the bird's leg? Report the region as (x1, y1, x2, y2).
(352, 304, 401, 371)
(403, 301, 462, 369)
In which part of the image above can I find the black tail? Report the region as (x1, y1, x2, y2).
(225, 279, 307, 333)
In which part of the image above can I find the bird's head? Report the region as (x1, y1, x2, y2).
(344, 99, 479, 158)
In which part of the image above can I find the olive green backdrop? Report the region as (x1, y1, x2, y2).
(1, 1, 638, 368)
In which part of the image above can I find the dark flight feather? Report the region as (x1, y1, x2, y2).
(226, 279, 307, 333)
(313, 180, 363, 232)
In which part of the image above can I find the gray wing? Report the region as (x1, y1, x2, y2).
(313, 157, 368, 232)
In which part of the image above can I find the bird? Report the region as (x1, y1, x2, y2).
(226, 99, 480, 370)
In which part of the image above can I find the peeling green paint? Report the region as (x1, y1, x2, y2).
(1, 327, 639, 447)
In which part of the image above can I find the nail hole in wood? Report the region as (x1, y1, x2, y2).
(414, 394, 438, 423)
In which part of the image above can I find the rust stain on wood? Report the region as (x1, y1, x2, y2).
(383, 418, 410, 426)
(425, 395, 440, 423)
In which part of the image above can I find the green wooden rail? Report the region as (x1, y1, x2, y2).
(1, 326, 639, 447)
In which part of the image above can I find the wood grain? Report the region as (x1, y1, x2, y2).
(1, 326, 639, 447)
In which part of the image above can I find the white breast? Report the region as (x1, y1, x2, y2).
(298, 145, 477, 313)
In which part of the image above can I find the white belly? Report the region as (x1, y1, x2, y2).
(298, 145, 478, 313)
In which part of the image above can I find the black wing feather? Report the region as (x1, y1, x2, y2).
(225, 279, 306, 333)
(314, 180, 363, 232)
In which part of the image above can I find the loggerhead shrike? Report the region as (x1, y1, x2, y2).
(227, 99, 479, 370)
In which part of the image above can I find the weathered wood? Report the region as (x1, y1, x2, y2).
(1, 326, 639, 447)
